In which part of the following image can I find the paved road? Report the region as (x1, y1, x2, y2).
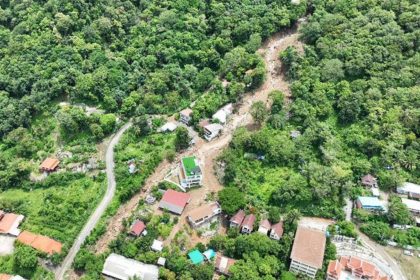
(344, 197, 352, 221)
(55, 122, 132, 280)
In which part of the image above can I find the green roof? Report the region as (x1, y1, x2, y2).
(182, 156, 201, 176)
(188, 250, 204, 265)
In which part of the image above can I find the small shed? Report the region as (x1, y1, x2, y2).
(151, 240, 163, 252)
(129, 220, 146, 237)
(203, 249, 216, 261)
(157, 257, 166, 267)
(40, 158, 60, 172)
(188, 250, 204, 265)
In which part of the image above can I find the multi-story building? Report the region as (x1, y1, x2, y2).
(187, 202, 221, 228)
(289, 226, 326, 279)
(179, 156, 202, 190)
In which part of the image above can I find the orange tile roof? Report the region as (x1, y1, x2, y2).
(187, 202, 220, 222)
(0, 274, 12, 280)
(40, 158, 59, 171)
(290, 226, 326, 269)
(17, 231, 62, 254)
(0, 213, 21, 234)
(328, 256, 390, 280)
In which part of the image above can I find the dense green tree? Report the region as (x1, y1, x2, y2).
(388, 196, 413, 225)
(13, 246, 38, 278)
(218, 187, 246, 215)
(250, 101, 268, 126)
(174, 127, 191, 151)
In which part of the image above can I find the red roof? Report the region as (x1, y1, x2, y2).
(0, 213, 22, 234)
(328, 256, 390, 280)
(161, 189, 190, 208)
(17, 231, 62, 254)
(361, 174, 376, 185)
(0, 274, 12, 280)
(241, 214, 255, 229)
(259, 219, 271, 229)
(130, 220, 146, 236)
(230, 210, 245, 225)
(40, 158, 59, 171)
(271, 222, 284, 237)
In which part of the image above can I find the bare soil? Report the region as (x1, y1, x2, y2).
(384, 247, 420, 280)
(92, 22, 305, 255)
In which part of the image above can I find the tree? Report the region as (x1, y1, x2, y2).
(13, 246, 38, 278)
(320, 59, 344, 82)
(218, 187, 245, 215)
(388, 196, 412, 225)
(250, 101, 268, 126)
(174, 127, 191, 151)
(132, 115, 150, 137)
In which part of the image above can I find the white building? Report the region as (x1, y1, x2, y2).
(102, 253, 159, 280)
(180, 108, 193, 125)
(401, 198, 420, 216)
(289, 226, 326, 279)
(179, 156, 202, 190)
(212, 103, 233, 124)
(397, 182, 420, 199)
(159, 122, 177, 132)
(203, 123, 223, 141)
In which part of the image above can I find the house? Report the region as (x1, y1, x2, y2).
(257, 219, 271, 235)
(289, 226, 326, 279)
(401, 198, 420, 216)
(159, 122, 178, 132)
(241, 214, 255, 234)
(0, 275, 26, 280)
(356, 197, 385, 212)
(179, 156, 202, 190)
(326, 256, 390, 280)
(397, 182, 420, 200)
(212, 103, 233, 124)
(158, 189, 190, 215)
(151, 239, 163, 252)
(102, 253, 159, 280)
(188, 250, 204, 265)
(129, 220, 146, 237)
(230, 210, 245, 228)
(0, 211, 24, 236)
(180, 108, 193, 125)
(361, 174, 378, 188)
(215, 254, 236, 276)
(198, 119, 210, 130)
(17, 231, 62, 254)
(270, 222, 284, 240)
(203, 123, 223, 141)
(40, 158, 60, 173)
(187, 202, 221, 228)
(203, 249, 216, 261)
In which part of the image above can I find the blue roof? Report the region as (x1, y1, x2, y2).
(357, 196, 383, 207)
(188, 250, 204, 265)
(203, 249, 216, 260)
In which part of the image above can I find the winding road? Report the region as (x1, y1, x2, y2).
(55, 122, 132, 280)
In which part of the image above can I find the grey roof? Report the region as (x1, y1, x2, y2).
(159, 200, 184, 215)
(102, 253, 159, 280)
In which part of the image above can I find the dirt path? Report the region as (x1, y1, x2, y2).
(91, 21, 305, 256)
